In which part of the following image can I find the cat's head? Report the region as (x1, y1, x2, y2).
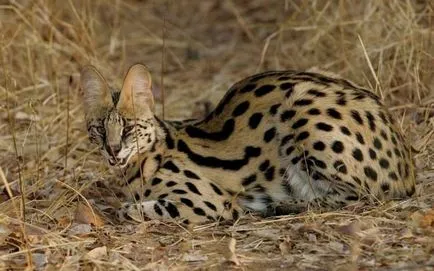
(80, 64, 157, 167)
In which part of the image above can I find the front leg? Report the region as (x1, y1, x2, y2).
(117, 197, 242, 225)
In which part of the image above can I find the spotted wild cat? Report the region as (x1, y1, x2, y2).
(80, 64, 415, 224)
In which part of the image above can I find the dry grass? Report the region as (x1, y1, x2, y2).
(0, 0, 433, 270)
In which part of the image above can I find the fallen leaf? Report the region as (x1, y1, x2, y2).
(67, 223, 92, 236)
(74, 202, 104, 227)
(419, 209, 434, 228)
(337, 221, 361, 237)
(182, 253, 208, 262)
(86, 246, 107, 260)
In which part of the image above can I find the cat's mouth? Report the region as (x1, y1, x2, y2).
(108, 156, 129, 167)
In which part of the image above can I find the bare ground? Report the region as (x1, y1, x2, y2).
(0, 1, 433, 270)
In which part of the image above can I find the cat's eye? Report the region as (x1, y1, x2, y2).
(123, 126, 135, 134)
(95, 126, 105, 135)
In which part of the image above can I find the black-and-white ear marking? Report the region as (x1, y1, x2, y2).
(80, 65, 113, 118)
(117, 64, 155, 116)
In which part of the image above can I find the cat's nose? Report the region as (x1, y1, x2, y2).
(109, 144, 122, 156)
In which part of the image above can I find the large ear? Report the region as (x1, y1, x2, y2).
(117, 64, 155, 116)
(80, 65, 112, 119)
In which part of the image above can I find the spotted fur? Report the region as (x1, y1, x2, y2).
(81, 64, 415, 224)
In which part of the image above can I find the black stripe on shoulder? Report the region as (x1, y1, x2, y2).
(177, 140, 261, 170)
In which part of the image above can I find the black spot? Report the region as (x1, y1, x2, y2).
(369, 148, 377, 160)
(340, 126, 351, 136)
(186, 182, 202, 195)
(380, 130, 388, 141)
(232, 101, 250, 117)
(263, 127, 276, 142)
(366, 111, 376, 131)
(280, 110, 296, 122)
(193, 207, 206, 216)
(242, 174, 257, 186)
(204, 201, 217, 211)
(356, 132, 365, 145)
(316, 122, 333, 132)
(294, 99, 313, 106)
(378, 158, 390, 169)
(379, 112, 388, 123)
(346, 195, 359, 201)
(186, 119, 235, 141)
(232, 209, 239, 220)
(387, 150, 392, 158)
(280, 134, 294, 146)
(391, 135, 398, 145)
(183, 170, 200, 180)
(351, 110, 364, 125)
(327, 108, 342, 119)
(352, 176, 362, 185)
(308, 108, 321, 115)
(404, 164, 410, 178)
(291, 155, 302, 165)
(264, 166, 275, 181)
(336, 97, 347, 106)
(154, 204, 163, 216)
(307, 108, 321, 116)
(373, 137, 382, 150)
(177, 140, 260, 170)
(364, 166, 378, 181)
(166, 181, 177, 187)
(154, 154, 162, 163)
(239, 84, 257, 93)
(307, 89, 326, 97)
(215, 89, 237, 115)
(313, 141, 326, 151)
(278, 76, 291, 81)
(183, 219, 190, 225)
(381, 183, 390, 193)
(172, 189, 187, 194)
(334, 160, 347, 174)
(331, 141, 344, 153)
(295, 131, 310, 142)
(269, 104, 281, 116)
(307, 156, 327, 169)
(158, 193, 168, 199)
(285, 146, 295, 155)
(292, 118, 309, 129)
(165, 202, 180, 218)
(144, 189, 151, 197)
(248, 113, 263, 129)
(210, 183, 223, 195)
(407, 186, 415, 196)
(162, 161, 180, 173)
(389, 172, 398, 181)
(394, 148, 401, 157)
(134, 193, 140, 200)
(259, 160, 270, 171)
(280, 82, 294, 92)
(151, 177, 163, 186)
(255, 85, 276, 97)
(352, 148, 364, 161)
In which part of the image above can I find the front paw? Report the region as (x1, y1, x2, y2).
(116, 203, 144, 223)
